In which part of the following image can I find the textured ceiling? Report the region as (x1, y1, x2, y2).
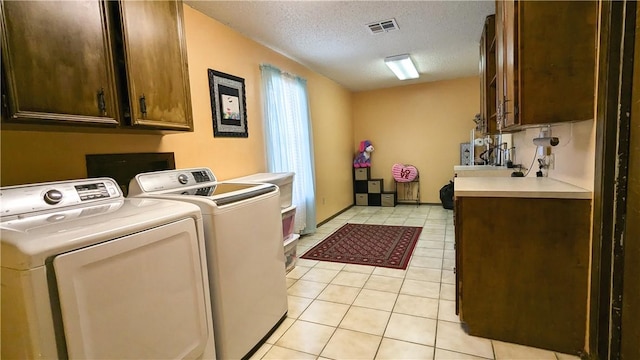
(185, 1, 495, 92)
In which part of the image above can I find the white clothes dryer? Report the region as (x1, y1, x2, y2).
(1, 178, 215, 359)
(128, 168, 288, 360)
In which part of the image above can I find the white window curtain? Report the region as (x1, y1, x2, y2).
(260, 64, 316, 235)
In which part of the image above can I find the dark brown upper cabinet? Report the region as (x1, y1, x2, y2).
(479, 14, 497, 135)
(0, 1, 120, 126)
(117, 0, 192, 131)
(0, 0, 193, 132)
(495, 0, 597, 131)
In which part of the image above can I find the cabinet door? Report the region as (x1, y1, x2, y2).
(0, 1, 119, 125)
(119, 0, 193, 131)
(502, 0, 518, 128)
(518, 1, 596, 126)
(479, 26, 487, 133)
(480, 15, 497, 135)
(454, 198, 463, 318)
(496, 1, 596, 129)
(495, 0, 506, 130)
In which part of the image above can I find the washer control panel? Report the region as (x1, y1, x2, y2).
(74, 182, 112, 201)
(131, 168, 217, 194)
(0, 178, 122, 217)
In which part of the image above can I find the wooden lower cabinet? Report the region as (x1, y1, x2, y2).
(455, 196, 590, 355)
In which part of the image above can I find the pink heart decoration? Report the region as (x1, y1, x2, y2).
(392, 164, 418, 182)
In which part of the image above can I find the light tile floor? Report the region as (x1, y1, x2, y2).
(252, 205, 582, 360)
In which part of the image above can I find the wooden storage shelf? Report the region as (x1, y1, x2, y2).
(353, 167, 387, 207)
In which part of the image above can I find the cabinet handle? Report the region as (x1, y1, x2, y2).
(97, 88, 106, 114)
(139, 94, 147, 117)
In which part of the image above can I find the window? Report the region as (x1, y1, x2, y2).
(260, 64, 316, 234)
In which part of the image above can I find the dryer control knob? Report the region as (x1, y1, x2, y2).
(178, 174, 189, 185)
(44, 189, 63, 205)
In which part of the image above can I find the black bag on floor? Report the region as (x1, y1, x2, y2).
(439, 181, 454, 210)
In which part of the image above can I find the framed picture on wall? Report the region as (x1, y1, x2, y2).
(208, 69, 248, 137)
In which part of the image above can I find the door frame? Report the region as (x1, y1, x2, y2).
(590, 1, 636, 359)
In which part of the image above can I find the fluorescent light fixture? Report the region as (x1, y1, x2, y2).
(384, 54, 419, 80)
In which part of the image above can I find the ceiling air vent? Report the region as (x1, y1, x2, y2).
(367, 19, 399, 34)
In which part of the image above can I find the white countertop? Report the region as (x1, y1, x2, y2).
(454, 177, 592, 199)
(453, 165, 510, 171)
(453, 165, 514, 178)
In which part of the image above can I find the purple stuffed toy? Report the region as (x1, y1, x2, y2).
(353, 140, 374, 168)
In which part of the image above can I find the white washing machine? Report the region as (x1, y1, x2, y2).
(1, 178, 215, 359)
(128, 168, 288, 360)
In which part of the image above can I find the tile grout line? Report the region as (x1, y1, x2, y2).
(312, 261, 373, 359)
(371, 250, 415, 359)
(278, 206, 469, 359)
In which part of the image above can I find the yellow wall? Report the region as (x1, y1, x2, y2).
(5, 5, 596, 222)
(0, 4, 354, 224)
(352, 77, 480, 203)
(308, 78, 355, 221)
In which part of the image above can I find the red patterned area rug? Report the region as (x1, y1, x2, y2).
(301, 223, 422, 270)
